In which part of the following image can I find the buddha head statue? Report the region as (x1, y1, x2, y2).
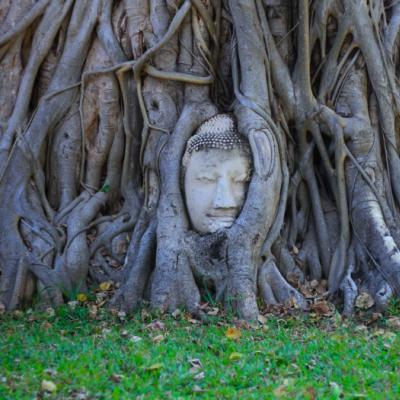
(182, 114, 251, 234)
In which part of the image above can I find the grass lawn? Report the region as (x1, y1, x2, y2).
(0, 304, 399, 399)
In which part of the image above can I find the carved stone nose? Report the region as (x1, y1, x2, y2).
(213, 177, 237, 209)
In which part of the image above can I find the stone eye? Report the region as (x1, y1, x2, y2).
(197, 176, 216, 183)
(233, 174, 250, 184)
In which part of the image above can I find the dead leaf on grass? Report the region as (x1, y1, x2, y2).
(257, 314, 267, 325)
(229, 352, 243, 361)
(88, 305, 98, 319)
(225, 327, 242, 340)
(189, 358, 203, 369)
(145, 363, 163, 371)
(152, 334, 165, 343)
(355, 292, 375, 310)
(387, 317, 400, 330)
(120, 330, 129, 338)
(305, 387, 316, 400)
(192, 385, 203, 393)
(146, 320, 165, 331)
(117, 311, 126, 321)
(41, 379, 57, 393)
(46, 307, 55, 317)
(99, 281, 113, 291)
(273, 384, 287, 397)
(68, 301, 79, 310)
(110, 374, 124, 383)
(193, 371, 205, 380)
(207, 307, 219, 316)
(130, 335, 143, 343)
(311, 301, 334, 317)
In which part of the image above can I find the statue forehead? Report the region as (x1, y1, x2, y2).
(186, 148, 251, 169)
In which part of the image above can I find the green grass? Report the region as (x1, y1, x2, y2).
(0, 306, 399, 399)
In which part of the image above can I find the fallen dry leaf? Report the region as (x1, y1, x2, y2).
(207, 307, 219, 316)
(41, 379, 57, 393)
(355, 324, 368, 333)
(77, 293, 88, 302)
(99, 281, 113, 291)
(310, 280, 319, 289)
(387, 317, 400, 330)
(192, 385, 203, 393)
(371, 328, 386, 337)
(189, 358, 203, 369)
(193, 371, 205, 380)
(329, 381, 342, 397)
(225, 327, 242, 340)
(257, 314, 267, 324)
(117, 311, 126, 320)
(43, 321, 52, 331)
(145, 363, 163, 371)
(273, 385, 287, 397)
(229, 352, 243, 361)
(110, 374, 124, 383)
(68, 301, 79, 310)
(355, 292, 375, 310)
(130, 335, 143, 343)
(120, 330, 129, 338)
(13, 310, 24, 318)
(306, 387, 316, 400)
(152, 334, 165, 343)
(146, 320, 165, 330)
(46, 307, 55, 317)
(44, 368, 57, 377)
(88, 305, 98, 319)
(311, 301, 334, 317)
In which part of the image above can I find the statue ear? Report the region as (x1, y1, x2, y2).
(248, 129, 275, 180)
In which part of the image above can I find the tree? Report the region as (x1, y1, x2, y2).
(1, 0, 399, 320)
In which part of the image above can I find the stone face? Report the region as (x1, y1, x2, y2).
(184, 148, 251, 234)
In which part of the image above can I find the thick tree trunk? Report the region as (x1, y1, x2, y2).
(1, 0, 400, 319)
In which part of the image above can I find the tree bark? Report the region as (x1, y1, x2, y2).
(1, 0, 400, 319)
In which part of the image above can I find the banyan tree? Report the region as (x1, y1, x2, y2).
(1, 0, 400, 320)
